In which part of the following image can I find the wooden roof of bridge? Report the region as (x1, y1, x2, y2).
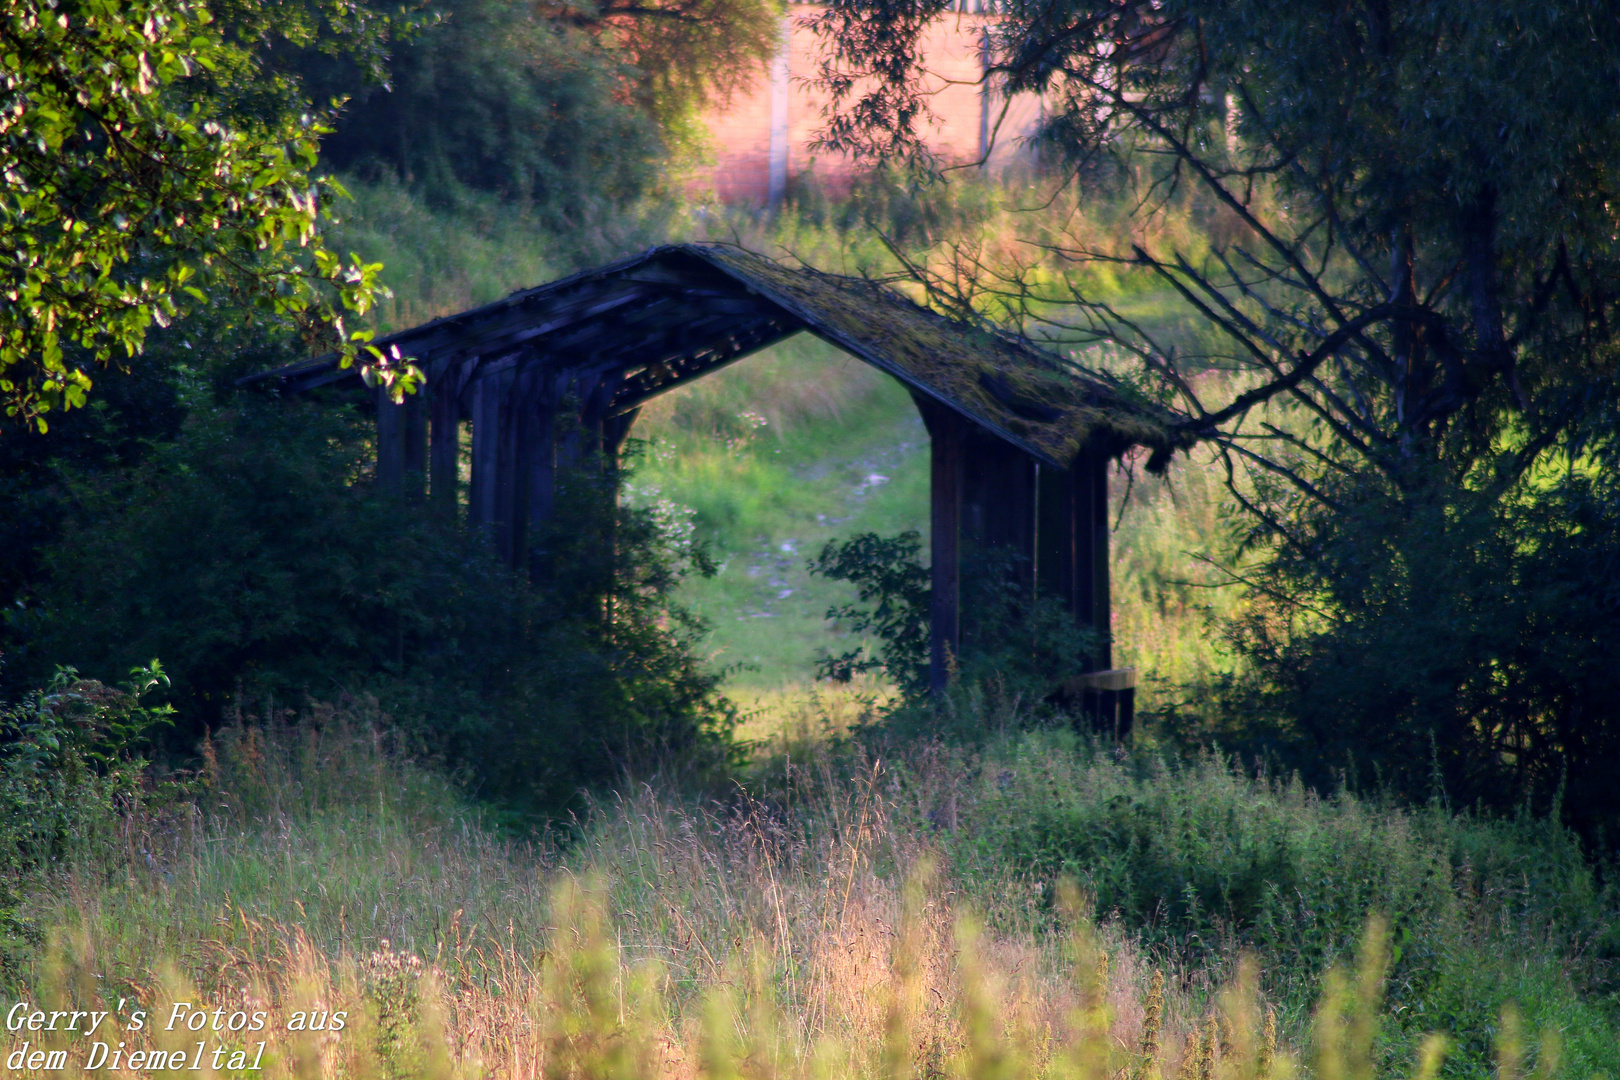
(252, 243, 1185, 469)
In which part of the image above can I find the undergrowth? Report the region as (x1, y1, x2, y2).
(3, 697, 1614, 1079)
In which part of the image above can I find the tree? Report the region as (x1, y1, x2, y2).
(0, 0, 407, 432)
(808, 0, 1620, 832)
(315, 0, 781, 209)
(812, 0, 1620, 459)
(24, 400, 734, 817)
(311, 0, 665, 215)
(541, 0, 781, 137)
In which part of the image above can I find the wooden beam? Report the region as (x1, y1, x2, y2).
(957, 429, 1038, 657)
(1035, 445, 1112, 671)
(494, 368, 526, 566)
(403, 390, 427, 500)
(526, 386, 559, 578)
(1037, 462, 1073, 612)
(603, 407, 639, 461)
(607, 317, 795, 413)
(915, 395, 962, 696)
(555, 370, 603, 475)
(429, 371, 462, 516)
(1071, 444, 1111, 670)
(376, 386, 404, 492)
(964, 433, 1038, 577)
(468, 372, 501, 533)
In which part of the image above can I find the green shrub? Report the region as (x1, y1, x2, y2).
(21, 397, 734, 819)
(809, 532, 1098, 712)
(0, 663, 176, 967)
(1209, 458, 1620, 848)
(910, 729, 1620, 1075)
(810, 530, 931, 698)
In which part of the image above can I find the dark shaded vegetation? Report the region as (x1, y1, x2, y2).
(309, 0, 664, 220)
(905, 733, 1620, 1076)
(2, 0, 782, 824)
(294, 0, 777, 221)
(5, 6, 1620, 1069)
(809, 531, 1098, 720)
(8, 391, 732, 821)
(0, 664, 176, 970)
(808, 0, 1620, 852)
(1209, 460, 1620, 847)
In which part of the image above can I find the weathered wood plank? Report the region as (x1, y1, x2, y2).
(376, 386, 404, 492)
(957, 429, 1038, 658)
(494, 368, 524, 566)
(915, 395, 963, 697)
(526, 387, 558, 577)
(1036, 462, 1073, 610)
(468, 373, 501, 533)
(403, 390, 428, 501)
(429, 373, 461, 515)
(603, 407, 639, 461)
(1070, 444, 1111, 670)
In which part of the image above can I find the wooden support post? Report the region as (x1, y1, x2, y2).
(915, 395, 962, 697)
(1037, 462, 1073, 610)
(468, 373, 501, 533)
(1035, 443, 1112, 671)
(403, 391, 427, 501)
(494, 368, 524, 566)
(376, 386, 405, 493)
(526, 393, 557, 579)
(555, 370, 603, 475)
(579, 371, 621, 470)
(1070, 444, 1112, 670)
(429, 372, 461, 516)
(603, 407, 639, 461)
(958, 431, 1038, 652)
(1050, 667, 1135, 741)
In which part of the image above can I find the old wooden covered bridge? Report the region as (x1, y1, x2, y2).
(255, 244, 1184, 720)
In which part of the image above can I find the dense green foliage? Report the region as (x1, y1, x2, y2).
(314, 0, 663, 218)
(309, 0, 778, 218)
(0, 663, 175, 967)
(810, 0, 1620, 841)
(14, 396, 733, 817)
(913, 730, 1620, 1076)
(1216, 463, 1620, 838)
(810, 532, 1099, 710)
(0, 0, 401, 429)
(809, 531, 931, 696)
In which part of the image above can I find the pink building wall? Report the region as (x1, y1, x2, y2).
(699, 2, 1044, 205)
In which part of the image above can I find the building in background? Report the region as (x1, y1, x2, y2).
(700, 0, 1043, 205)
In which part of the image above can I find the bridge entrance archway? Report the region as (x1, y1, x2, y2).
(253, 244, 1187, 696)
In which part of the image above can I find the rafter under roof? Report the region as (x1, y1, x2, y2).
(248, 243, 1185, 469)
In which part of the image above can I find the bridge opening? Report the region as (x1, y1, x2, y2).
(250, 243, 1185, 709)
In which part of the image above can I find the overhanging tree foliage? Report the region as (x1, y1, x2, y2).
(0, 0, 408, 431)
(809, 0, 1620, 834)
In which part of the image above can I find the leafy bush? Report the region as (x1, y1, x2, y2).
(809, 530, 931, 697)
(809, 532, 1098, 710)
(0, 663, 175, 965)
(907, 729, 1620, 1075)
(1209, 459, 1620, 848)
(20, 397, 734, 818)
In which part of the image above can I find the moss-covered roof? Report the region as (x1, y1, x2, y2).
(250, 243, 1187, 469)
(685, 245, 1182, 467)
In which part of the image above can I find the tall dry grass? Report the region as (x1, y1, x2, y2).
(4, 705, 1569, 1080)
(21, 872, 1418, 1080)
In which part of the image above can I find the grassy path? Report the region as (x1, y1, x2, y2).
(633, 335, 929, 688)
